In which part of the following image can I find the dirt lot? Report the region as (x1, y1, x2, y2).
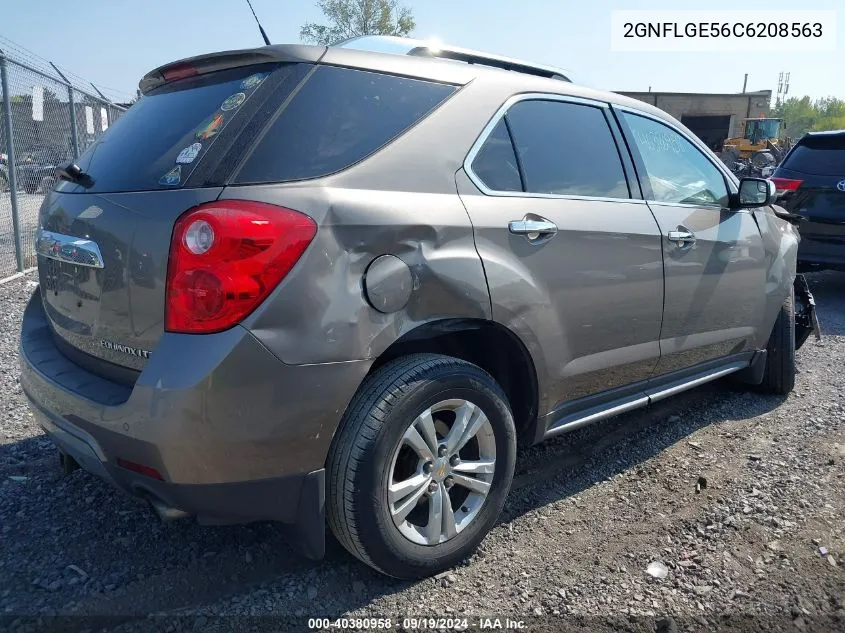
(1, 272, 844, 633)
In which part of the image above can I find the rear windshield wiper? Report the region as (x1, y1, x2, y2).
(57, 162, 94, 189)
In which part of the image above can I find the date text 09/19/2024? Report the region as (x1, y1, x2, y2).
(307, 618, 527, 630)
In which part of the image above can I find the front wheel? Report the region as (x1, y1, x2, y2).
(327, 354, 516, 579)
(758, 288, 796, 394)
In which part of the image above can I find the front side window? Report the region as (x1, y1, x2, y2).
(623, 113, 729, 208)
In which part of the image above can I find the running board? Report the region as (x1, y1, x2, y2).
(543, 361, 748, 439)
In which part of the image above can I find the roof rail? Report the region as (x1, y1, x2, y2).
(334, 36, 572, 82)
(407, 44, 571, 82)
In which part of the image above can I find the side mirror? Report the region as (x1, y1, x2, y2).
(734, 177, 775, 209)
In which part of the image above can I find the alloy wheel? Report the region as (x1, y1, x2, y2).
(387, 399, 497, 546)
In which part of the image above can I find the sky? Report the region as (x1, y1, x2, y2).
(1, 0, 842, 103)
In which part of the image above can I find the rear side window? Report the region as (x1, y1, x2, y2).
(503, 100, 629, 198)
(783, 135, 845, 176)
(68, 63, 293, 193)
(234, 66, 456, 184)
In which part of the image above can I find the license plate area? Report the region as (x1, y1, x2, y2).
(39, 257, 102, 332)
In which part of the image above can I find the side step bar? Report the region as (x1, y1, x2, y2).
(544, 360, 750, 439)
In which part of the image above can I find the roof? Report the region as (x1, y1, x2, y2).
(618, 89, 772, 98)
(138, 38, 671, 124)
(804, 129, 845, 136)
(335, 35, 573, 82)
(141, 37, 575, 93)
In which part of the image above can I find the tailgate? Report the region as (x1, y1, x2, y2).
(36, 188, 222, 373)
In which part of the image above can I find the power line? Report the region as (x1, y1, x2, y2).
(0, 34, 134, 102)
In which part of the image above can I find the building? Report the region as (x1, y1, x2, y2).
(615, 90, 772, 151)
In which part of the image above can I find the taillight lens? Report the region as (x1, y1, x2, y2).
(770, 177, 803, 194)
(165, 200, 317, 334)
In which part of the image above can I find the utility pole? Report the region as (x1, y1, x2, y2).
(776, 71, 790, 106)
(742, 74, 748, 93)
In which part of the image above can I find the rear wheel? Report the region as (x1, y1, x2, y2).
(327, 354, 516, 579)
(759, 289, 796, 394)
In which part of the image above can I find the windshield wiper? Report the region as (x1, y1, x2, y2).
(57, 162, 94, 188)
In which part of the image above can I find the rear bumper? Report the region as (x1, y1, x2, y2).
(19, 289, 370, 555)
(797, 237, 845, 271)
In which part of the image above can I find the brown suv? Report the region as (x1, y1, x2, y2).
(20, 36, 805, 579)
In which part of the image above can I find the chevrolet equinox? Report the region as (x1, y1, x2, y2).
(20, 36, 802, 579)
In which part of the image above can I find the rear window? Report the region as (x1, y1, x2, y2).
(65, 63, 294, 193)
(783, 135, 845, 176)
(233, 66, 456, 184)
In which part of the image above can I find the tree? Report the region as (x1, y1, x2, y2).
(772, 96, 845, 138)
(300, 0, 415, 46)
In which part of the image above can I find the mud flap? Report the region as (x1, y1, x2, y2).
(280, 468, 326, 560)
(794, 274, 821, 351)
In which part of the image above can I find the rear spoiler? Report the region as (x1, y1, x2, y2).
(139, 45, 327, 94)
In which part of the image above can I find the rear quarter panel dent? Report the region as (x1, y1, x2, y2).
(234, 186, 490, 364)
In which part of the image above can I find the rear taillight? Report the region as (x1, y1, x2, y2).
(165, 200, 317, 334)
(770, 177, 803, 194)
(162, 63, 199, 82)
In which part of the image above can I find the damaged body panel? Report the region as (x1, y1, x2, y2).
(236, 184, 491, 364)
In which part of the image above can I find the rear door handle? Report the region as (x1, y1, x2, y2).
(667, 230, 696, 245)
(508, 218, 558, 238)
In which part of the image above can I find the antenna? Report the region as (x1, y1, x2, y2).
(245, 0, 271, 46)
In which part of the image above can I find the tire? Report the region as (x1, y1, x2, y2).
(0, 171, 8, 193)
(23, 181, 38, 195)
(758, 288, 796, 395)
(327, 353, 516, 579)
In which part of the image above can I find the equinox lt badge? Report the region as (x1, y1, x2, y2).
(99, 339, 152, 360)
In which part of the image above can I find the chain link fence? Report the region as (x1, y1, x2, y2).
(0, 46, 128, 280)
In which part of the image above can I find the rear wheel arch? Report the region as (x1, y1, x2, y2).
(363, 318, 539, 445)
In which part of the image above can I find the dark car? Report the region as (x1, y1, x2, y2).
(20, 36, 802, 579)
(771, 130, 845, 272)
(16, 147, 70, 194)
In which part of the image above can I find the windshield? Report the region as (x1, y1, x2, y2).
(745, 119, 780, 141)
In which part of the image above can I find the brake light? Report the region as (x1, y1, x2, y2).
(162, 63, 199, 82)
(165, 201, 317, 334)
(770, 177, 803, 194)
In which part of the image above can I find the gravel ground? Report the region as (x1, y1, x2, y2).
(1, 272, 844, 633)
